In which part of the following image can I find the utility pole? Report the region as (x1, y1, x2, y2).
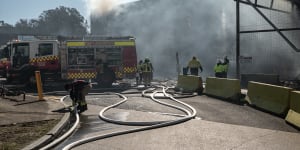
(236, 0, 240, 79)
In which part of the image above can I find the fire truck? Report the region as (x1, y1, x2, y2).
(0, 36, 137, 88)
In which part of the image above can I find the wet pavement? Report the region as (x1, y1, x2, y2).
(54, 91, 300, 150)
(1, 86, 299, 150)
(0, 95, 64, 126)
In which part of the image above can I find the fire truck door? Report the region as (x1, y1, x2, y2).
(12, 43, 30, 68)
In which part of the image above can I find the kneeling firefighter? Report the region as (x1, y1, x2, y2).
(64, 80, 91, 113)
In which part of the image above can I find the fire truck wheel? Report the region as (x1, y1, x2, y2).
(29, 75, 36, 85)
(99, 75, 114, 87)
(27, 75, 37, 90)
(97, 71, 116, 88)
(27, 71, 45, 86)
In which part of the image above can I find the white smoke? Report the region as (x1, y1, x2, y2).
(84, 0, 118, 17)
(83, 0, 137, 17)
(89, 0, 236, 79)
(89, 0, 300, 80)
(83, 0, 134, 32)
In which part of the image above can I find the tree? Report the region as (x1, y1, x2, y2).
(15, 19, 32, 34)
(10, 6, 88, 36)
(37, 6, 88, 36)
(0, 21, 14, 34)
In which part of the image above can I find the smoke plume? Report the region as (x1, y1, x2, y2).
(84, 0, 118, 17)
(88, 0, 300, 80)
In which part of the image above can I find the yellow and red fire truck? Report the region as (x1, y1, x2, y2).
(0, 36, 137, 87)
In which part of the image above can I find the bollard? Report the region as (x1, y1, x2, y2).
(35, 71, 44, 100)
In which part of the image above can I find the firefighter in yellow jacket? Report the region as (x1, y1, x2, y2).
(142, 58, 153, 86)
(214, 60, 223, 78)
(187, 56, 203, 76)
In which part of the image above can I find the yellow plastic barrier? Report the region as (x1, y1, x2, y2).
(245, 81, 292, 115)
(176, 75, 203, 93)
(285, 91, 300, 128)
(204, 77, 241, 101)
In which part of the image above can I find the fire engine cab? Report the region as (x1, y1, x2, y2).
(0, 36, 138, 88)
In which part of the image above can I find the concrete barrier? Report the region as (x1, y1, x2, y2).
(245, 81, 292, 115)
(285, 91, 300, 128)
(176, 75, 203, 94)
(204, 77, 241, 101)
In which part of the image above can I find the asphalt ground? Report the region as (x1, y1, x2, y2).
(86, 93, 299, 132)
(1, 87, 299, 150)
(55, 91, 300, 149)
(0, 95, 63, 126)
(0, 94, 66, 149)
(183, 95, 299, 132)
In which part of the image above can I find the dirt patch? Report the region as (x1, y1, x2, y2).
(0, 119, 59, 150)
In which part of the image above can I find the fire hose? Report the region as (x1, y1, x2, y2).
(40, 96, 80, 150)
(62, 86, 197, 150)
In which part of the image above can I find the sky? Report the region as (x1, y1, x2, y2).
(0, 0, 138, 25)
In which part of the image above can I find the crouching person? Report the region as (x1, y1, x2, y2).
(64, 80, 91, 113)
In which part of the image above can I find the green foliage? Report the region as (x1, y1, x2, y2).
(5, 6, 88, 36)
(37, 6, 88, 35)
(0, 22, 14, 34)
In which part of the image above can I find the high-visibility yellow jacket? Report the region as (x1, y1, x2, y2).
(223, 57, 229, 72)
(188, 59, 201, 68)
(142, 62, 153, 72)
(137, 64, 143, 73)
(214, 64, 223, 73)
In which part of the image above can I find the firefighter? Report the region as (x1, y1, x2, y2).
(136, 60, 143, 85)
(187, 56, 203, 76)
(222, 56, 229, 78)
(214, 60, 223, 78)
(64, 80, 91, 113)
(142, 58, 153, 86)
